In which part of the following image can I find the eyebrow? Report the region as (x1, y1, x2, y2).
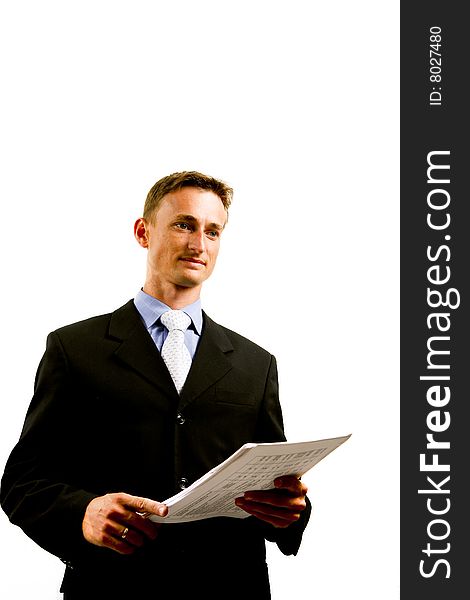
(174, 214, 225, 230)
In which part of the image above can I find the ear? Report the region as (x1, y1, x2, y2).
(134, 218, 150, 248)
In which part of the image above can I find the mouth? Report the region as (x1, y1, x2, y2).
(179, 257, 206, 266)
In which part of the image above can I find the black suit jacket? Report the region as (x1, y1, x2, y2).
(1, 300, 311, 599)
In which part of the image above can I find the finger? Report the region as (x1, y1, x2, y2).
(113, 495, 165, 540)
(241, 490, 307, 511)
(101, 530, 137, 555)
(120, 494, 168, 518)
(119, 509, 162, 540)
(105, 517, 158, 553)
(274, 476, 308, 495)
(112, 523, 146, 549)
(245, 508, 299, 528)
(235, 498, 300, 528)
(237, 495, 305, 516)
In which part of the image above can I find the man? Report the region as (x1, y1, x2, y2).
(1, 171, 311, 599)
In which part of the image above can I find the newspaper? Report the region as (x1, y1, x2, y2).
(149, 434, 351, 523)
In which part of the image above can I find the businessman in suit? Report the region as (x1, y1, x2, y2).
(1, 171, 311, 599)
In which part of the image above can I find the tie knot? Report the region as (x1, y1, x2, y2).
(161, 310, 191, 333)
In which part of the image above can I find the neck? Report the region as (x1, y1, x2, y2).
(142, 280, 201, 309)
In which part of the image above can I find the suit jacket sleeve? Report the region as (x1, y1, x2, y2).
(0, 331, 98, 563)
(251, 353, 312, 556)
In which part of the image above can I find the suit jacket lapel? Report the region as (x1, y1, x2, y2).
(178, 312, 234, 410)
(107, 302, 234, 407)
(108, 300, 177, 397)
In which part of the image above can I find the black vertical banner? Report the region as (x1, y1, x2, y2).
(401, 4, 467, 599)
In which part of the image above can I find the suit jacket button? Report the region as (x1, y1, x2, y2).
(179, 477, 189, 490)
(176, 413, 185, 425)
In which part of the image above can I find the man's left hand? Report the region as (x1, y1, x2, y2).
(235, 475, 308, 528)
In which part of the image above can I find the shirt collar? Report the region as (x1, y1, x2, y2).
(134, 289, 203, 335)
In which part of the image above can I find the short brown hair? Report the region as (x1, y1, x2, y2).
(143, 171, 233, 222)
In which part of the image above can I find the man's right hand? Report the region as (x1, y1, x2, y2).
(82, 492, 168, 555)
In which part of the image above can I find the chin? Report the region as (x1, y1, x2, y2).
(176, 268, 210, 288)
(174, 275, 205, 288)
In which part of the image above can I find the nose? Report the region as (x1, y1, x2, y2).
(187, 229, 205, 253)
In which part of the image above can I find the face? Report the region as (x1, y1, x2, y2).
(135, 187, 227, 295)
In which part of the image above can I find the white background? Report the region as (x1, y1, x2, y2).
(0, 1, 399, 598)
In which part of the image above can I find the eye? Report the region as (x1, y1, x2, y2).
(206, 230, 220, 239)
(175, 222, 191, 230)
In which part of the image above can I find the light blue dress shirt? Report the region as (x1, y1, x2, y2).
(133, 289, 203, 359)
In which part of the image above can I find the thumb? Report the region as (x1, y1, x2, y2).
(123, 494, 168, 517)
